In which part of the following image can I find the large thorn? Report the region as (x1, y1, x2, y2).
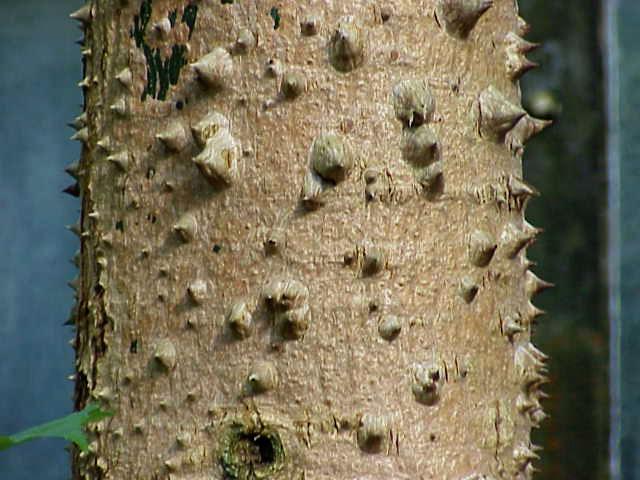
(436, 0, 493, 39)
(477, 86, 526, 141)
(191, 48, 233, 90)
(69, 4, 92, 26)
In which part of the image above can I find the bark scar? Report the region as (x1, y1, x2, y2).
(493, 402, 501, 466)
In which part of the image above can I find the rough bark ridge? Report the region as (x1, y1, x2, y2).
(68, 0, 550, 478)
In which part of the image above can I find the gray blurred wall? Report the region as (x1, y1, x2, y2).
(0, 1, 82, 478)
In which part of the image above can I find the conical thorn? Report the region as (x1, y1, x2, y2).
(525, 270, 554, 297)
(107, 151, 130, 171)
(115, 67, 133, 89)
(477, 86, 526, 141)
(63, 183, 81, 197)
(70, 128, 89, 144)
(69, 4, 92, 25)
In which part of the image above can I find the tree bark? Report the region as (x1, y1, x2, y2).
(70, 0, 549, 478)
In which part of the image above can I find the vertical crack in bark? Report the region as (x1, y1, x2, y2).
(493, 402, 502, 468)
(306, 420, 312, 449)
(332, 415, 340, 436)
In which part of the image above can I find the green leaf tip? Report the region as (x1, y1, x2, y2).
(0, 402, 113, 453)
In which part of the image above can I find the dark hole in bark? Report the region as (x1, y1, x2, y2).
(269, 7, 281, 29)
(232, 433, 276, 468)
(221, 423, 285, 479)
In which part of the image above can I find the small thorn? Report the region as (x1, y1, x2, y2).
(468, 229, 497, 267)
(71, 250, 80, 268)
(156, 122, 190, 152)
(115, 67, 133, 89)
(525, 270, 554, 297)
(516, 16, 531, 36)
(68, 112, 87, 130)
(459, 276, 479, 303)
(191, 111, 231, 147)
(233, 28, 256, 54)
(65, 161, 81, 180)
(96, 136, 112, 151)
(531, 409, 548, 427)
(153, 339, 177, 370)
(173, 213, 198, 243)
(537, 390, 550, 400)
(68, 276, 80, 291)
(500, 221, 540, 258)
(70, 127, 89, 143)
(505, 32, 540, 53)
(515, 343, 546, 376)
(77, 76, 91, 89)
(66, 223, 82, 237)
(508, 116, 553, 154)
(525, 463, 541, 477)
(504, 317, 525, 338)
(526, 342, 549, 361)
(508, 175, 539, 198)
(107, 151, 130, 171)
(524, 301, 546, 324)
(507, 56, 539, 80)
(328, 17, 365, 72)
(514, 444, 540, 463)
(110, 97, 127, 116)
(523, 220, 543, 239)
(505, 32, 540, 80)
(96, 256, 107, 269)
(516, 393, 539, 413)
(63, 183, 81, 197)
(64, 305, 78, 326)
(100, 232, 114, 247)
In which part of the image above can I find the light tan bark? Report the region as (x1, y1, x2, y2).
(70, 0, 549, 479)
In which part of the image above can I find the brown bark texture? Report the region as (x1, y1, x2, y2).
(69, 0, 551, 479)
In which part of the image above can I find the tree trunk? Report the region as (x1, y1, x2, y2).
(70, 0, 549, 478)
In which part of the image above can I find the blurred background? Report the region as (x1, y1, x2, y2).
(519, 0, 609, 478)
(0, 0, 633, 479)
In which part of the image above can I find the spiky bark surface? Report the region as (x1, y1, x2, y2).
(70, 1, 549, 478)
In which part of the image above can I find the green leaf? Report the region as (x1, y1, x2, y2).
(0, 402, 113, 453)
